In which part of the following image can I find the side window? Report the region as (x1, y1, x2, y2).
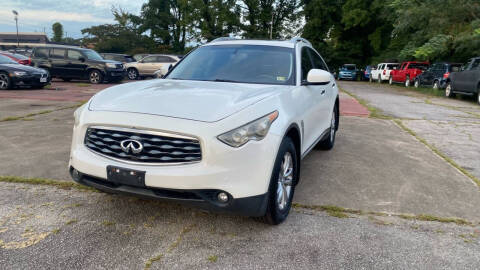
(471, 59, 480, 70)
(67, 50, 83, 60)
(35, 48, 48, 58)
(308, 48, 329, 71)
(156, 56, 170, 62)
(142, 56, 155, 63)
(50, 48, 65, 59)
(301, 47, 313, 81)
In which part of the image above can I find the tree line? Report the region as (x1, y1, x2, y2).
(72, 0, 480, 68)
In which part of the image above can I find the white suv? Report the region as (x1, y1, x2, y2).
(370, 63, 400, 83)
(69, 37, 339, 224)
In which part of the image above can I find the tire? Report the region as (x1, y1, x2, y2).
(414, 79, 420, 88)
(369, 76, 373, 83)
(377, 75, 382, 83)
(127, 68, 139, 80)
(0, 72, 11, 90)
(61, 78, 72, 82)
(445, 82, 455, 98)
(89, 70, 103, 84)
(405, 76, 411, 87)
(317, 104, 338, 150)
(432, 80, 439, 90)
(260, 137, 298, 225)
(477, 85, 480, 105)
(389, 76, 393, 85)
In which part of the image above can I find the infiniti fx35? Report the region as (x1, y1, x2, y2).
(69, 37, 339, 225)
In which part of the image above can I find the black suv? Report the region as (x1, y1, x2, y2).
(31, 46, 125, 84)
(414, 62, 462, 89)
(446, 57, 480, 105)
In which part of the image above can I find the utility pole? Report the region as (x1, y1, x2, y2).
(12, 10, 19, 47)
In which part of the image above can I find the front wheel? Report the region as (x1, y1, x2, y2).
(405, 76, 411, 87)
(127, 68, 139, 80)
(433, 81, 439, 89)
(445, 83, 455, 98)
(0, 72, 11, 90)
(89, 70, 103, 84)
(260, 137, 298, 225)
(414, 79, 420, 88)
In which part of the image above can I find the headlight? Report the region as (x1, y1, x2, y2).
(217, 111, 279, 147)
(105, 63, 116, 68)
(13, 71, 27, 76)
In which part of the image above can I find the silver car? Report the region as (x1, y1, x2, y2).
(124, 54, 180, 80)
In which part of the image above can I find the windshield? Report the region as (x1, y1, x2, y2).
(167, 45, 295, 85)
(82, 49, 103, 60)
(341, 65, 356, 71)
(0, 54, 18, 64)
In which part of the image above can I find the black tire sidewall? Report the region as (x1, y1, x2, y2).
(0, 72, 10, 90)
(264, 137, 298, 225)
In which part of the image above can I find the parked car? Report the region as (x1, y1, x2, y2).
(133, 53, 149, 62)
(445, 57, 480, 104)
(69, 37, 339, 225)
(0, 51, 31, 65)
(389, 61, 429, 87)
(363, 65, 374, 81)
(414, 62, 462, 89)
(0, 54, 50, 90)
(31, 46, 125, 84)
(100, 53, 136, 64)
(124, 54, 180, 80)
(337, 64, 358, 80)
(370, 63, 400, 83)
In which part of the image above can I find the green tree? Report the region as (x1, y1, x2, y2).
(193, 0, 241, 41)
(52, 22, 63, 43)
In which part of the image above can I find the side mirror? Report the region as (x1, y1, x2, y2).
(79, 57, 85, 62)
(303, 69, 331, 85)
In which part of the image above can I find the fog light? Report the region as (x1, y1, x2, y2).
(71, 168, 81, 181)
(217, 192, 229, 203)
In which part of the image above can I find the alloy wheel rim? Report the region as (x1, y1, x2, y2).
(128, 70, 136, 79)
(433, 82, 438, 89)
(90, 72, 99, 83)
(0, 74, 7, 89)
(277, 152, 293, 211)
(405, 79, 410, 87)
(389, 77, 392, 84)
(415, 80, 419, 88)
(446, 85, 451, 96)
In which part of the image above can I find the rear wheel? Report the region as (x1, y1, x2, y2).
(432, 80, 439, 89)
(89, 70, 103, 84)
(260, 137, 298, 225)
(0, 72, 11, 90)
(389, 76, 393, 85)
(414, 79, 420, 88)
(377, 75, 382, 83)
(369, 75, 373, 83)
(445, 82, 455, 98)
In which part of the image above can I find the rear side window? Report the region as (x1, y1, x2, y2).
(50, 48, 65, 59)
(450, 65, 461, 72)
(35, 48, 48, 58)
(67, 50, 83, 60)
(301, 47, 313, 81)
(142, 56, 156, 63)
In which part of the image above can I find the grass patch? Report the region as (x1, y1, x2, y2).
(144, 254, 163, 270)
(393, 120, 480, 188)
(65, 219, 77, 225)
(0, 176, 96, 192)
(102, 220, 116, 226)
(207, 255, 218, 263)
(75, 83, 91, 87)
(0, 102, 84, 122)
(52, 228, 60, 234)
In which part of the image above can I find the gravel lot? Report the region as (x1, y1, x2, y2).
(1, 80, 480, 269)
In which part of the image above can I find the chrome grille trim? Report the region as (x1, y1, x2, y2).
(84, 126, 202, 165)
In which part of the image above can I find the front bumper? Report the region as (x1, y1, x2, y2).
(103, 69, 126, 80)
(10, 74, 50, 86)
(338, 73, 356, 80)
(70, 167, 268, 216)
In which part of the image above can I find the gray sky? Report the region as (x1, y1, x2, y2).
(0, 0, 147, 38)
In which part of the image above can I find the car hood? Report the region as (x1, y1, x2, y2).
(89, 79, 284, 122)
(0, 64, 46, 73)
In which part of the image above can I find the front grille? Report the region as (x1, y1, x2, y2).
(84, 127, 202, 164)
(116, 64, 123, 69)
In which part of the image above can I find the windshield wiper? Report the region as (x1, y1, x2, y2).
(213, 79, 242, 83)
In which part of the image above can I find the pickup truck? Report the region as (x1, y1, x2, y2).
(370, 63, 400, 83)
(389, 61, 429, 87)
(445, 57, 480, 105)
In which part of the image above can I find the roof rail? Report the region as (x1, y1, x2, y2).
(210, 37, 239, 43)
(289, 37, 311, 46)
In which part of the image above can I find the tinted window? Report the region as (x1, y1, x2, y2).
(142, 56, 156, 63)
(301, 47, 314, 81)
(409, 63, 429, 70)
(167, 45, 295, 85)
(0, 54, 18, 64)
(35, 48, 49, 58)
(82, 49, 103, 60)
(157, 56, 176, 63)
(309, 49, 328, 71)
(102, 54, 114, 60)
(341, 65, 356, 71)
(449, 64, 461, 72)
(50, 48, 65, 59)
(472, 59, 480, 70)
(67, 50, 83, 60)
(387, 64, 399, 70)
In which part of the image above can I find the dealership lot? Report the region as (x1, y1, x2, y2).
(1, 80, 480, 268)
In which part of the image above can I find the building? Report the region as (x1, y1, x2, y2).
(0, 32, 49, 50)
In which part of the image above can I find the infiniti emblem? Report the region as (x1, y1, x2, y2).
(120, 139, 143, 154)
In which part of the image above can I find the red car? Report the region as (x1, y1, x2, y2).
(0, 52, 31, 66)
(389, 61, 429, 87)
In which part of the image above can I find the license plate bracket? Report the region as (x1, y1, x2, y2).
(107, 166, 145, 187)
(40, 77, 47, 83)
